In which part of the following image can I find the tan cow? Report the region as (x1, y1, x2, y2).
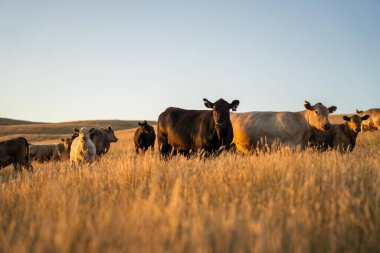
(70, 127, 96, 167)
(356, 108, 380, 130)
(310, 114, 369, 152)
(30, 138, 72, 162)
(230, 101, 337, 153)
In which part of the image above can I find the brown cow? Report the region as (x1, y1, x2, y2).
(0, 137, 32, 172)
(134, 121, 156, 153)
(310, 114, 370, 152)
(230, 101, 337, 153)
(29, 138, 72, 162)
(157, 98, 240, 157)
(356, 108, 380, 130)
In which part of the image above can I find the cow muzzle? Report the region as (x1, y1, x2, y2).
(323, 124, 331, 131)
(81, 137, 87, 141)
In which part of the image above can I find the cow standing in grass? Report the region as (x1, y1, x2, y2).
(230, 101, 337, 153)
(157, 98, 240, 158)
(30, 138, 72, 162)
(0, 137, 32, 172)
(70, 128, 96, 167)
(310, 114, 370, 152)
(134, 121, 156, 153)
(72, 125, 118, 157)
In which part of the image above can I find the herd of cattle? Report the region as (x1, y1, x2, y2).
(0, 98, 379, 172)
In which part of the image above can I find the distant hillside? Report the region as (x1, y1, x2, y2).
(0, 118, 45, 126)
(0, 118, 156, 142)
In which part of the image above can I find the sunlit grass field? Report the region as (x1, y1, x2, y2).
(1, 126, 380, 253)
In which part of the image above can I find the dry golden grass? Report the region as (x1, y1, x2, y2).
(1, 128, 380, 253)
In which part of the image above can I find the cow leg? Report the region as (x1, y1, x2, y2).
(13, 163, 22, 173)
(135, 146, 139, 154)
(160, 143, 173, 158)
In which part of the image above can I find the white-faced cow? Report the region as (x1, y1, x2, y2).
(134, 121, 156, 153)
(356, 108, 380, 131)
(72, 125, 118, 157)
(310, 114, 370, 152)
(70, 127, 96, 167)
(29, 138, 73, 162)
(157, 98, 240, 157)
(0, 137, 32, 172)
(230, 101, 337, 153)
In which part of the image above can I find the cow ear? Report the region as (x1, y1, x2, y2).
(304, 101, 313, 111)
(230, 100, 240, 108)
(108, 125, 112, 130)
(138, 122, 143, 126)
(73, 127, 79, 133)
(362, 115, 370, 120)
(328, 106, 337, 113)
(343, 116, 351, 121)
(203, 98, 214, 109)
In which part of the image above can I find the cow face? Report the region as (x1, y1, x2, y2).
(343, 114, 370, 134)
(204, 98, 239, 145)
(304, 101, 336, 131)
(204, 98, 240, 130)
(101, 125, 118, 142)
(60, 138, 73, 150)
(138, 121, 153, 135)
(74, 127, 91, 143)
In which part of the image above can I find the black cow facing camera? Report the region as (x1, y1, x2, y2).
(134, 120, 156, 154)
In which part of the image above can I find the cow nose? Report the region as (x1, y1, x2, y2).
(324, 124, 331, 131)
(82, 137, 87, 141)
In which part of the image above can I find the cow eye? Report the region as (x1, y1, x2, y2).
(315, 111, 319, 115)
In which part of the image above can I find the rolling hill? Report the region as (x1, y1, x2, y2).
(0, 118, 156, 143)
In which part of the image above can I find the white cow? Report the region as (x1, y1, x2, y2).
(70, 127, 96, 167)
(230, 101, 337, 153)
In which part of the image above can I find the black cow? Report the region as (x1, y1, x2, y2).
(157, 98, 240, 157)
(134, 121, 156, 153)
(0, 137, 33, 172)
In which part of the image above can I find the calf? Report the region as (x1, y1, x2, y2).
(72, 125, 118, 157)
(310, 114, 370, 152)
(70, 128, 96, 166)
(134, 121, 156, 153)
(30, 138, 72, 162)
(0, 137, 32, 172)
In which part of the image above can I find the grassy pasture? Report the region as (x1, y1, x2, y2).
(0, 117, 379, 253)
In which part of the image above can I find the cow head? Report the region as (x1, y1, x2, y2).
(204, 98, 240, 144)
(304, 101, 336, 131)
(60, 138, 73, 150)
(73, 127, 93, 143)
(101, 125, 118, 142)
(138, 121, 154, 135)
(343, 114, 370, 134)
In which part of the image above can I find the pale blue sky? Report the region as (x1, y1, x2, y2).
(1, 0, 379, 122)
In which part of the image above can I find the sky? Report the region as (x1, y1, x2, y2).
(0, 0, 379, 122)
